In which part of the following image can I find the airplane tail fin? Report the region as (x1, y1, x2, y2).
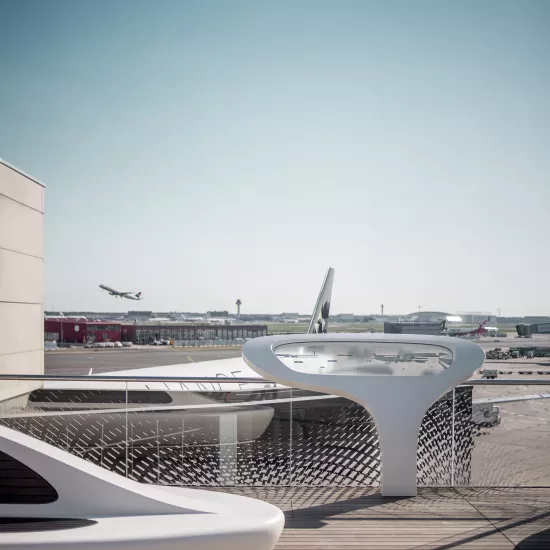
(136, 292, 142, 298)
(307, 268, 335, 334)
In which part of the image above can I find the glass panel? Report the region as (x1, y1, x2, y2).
(0, 381, 131, 478)
(124, 385, 295, 486)
(235, 388, 293, 485)
(10, 378, 548, 489)
(290, 392, 379, 486)
(0, 380, 382, 486)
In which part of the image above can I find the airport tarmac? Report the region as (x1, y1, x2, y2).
(469, 383, 550, 486)
(473, 333, 550, 351)
(468, 334, 550, 378)
(45, 347, 242, 374)
(45, 333, 550, 375)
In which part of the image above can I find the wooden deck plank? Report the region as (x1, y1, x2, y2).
(213, 487, 550, 549)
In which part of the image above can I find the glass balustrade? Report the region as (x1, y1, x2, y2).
(1, 375, 549, 488)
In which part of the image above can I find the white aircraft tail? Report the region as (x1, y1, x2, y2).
(307, 268, 335, 334)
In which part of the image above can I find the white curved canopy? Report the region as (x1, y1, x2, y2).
(243, 333, 485, 496)
(0, 426, 284, 550)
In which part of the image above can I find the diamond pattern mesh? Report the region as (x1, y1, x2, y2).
(0, 387, 475, 487)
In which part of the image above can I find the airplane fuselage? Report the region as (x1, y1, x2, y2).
(99, 284, 142, 300)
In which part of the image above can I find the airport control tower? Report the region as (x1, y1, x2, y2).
(236, 298, 242, 318)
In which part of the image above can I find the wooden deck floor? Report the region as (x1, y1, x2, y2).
(219, 487, 550, 549)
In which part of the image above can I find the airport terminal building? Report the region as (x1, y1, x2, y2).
(44, 320, 268, 344)
(125, 323, 268, 344)
(0, 160, 45, 401)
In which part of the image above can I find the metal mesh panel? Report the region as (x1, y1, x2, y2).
(417, 386, 473, 486)
(290, 398, 379, 486)
(5, 383, 534, 488)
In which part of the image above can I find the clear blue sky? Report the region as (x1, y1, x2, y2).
(1, 0, 549, 315)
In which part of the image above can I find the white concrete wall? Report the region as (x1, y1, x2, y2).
(0, 160, 44, 401)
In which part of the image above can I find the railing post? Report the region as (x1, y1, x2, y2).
(100, 422, 104, 468)
(218, 413, 238, 485)
(125, 381, 129, 478)
(289, 387, 293, 486)
(156, 420, 160, 484)
(181, 414, 189, 485)
(451, 387, 455, 487)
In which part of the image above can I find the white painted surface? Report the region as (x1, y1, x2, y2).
(0, 248, 43, 304)
(0, 427, 191, 518)
(0, 194, 44, 258)
(243, 333, 485, 497)
(0, 351, 43, 402)
(0, 427, 284, 550)
(0, 512, 283, 550)
(45, 357, 270, 393)
(0, 161, 44, 213)
(0, 303, 43, 356)
(0, 162, 44, 401)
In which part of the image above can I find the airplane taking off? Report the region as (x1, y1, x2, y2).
(48, 268, 336, 398)
(18, 269, 336, 449)
(99, 284, 142, 300)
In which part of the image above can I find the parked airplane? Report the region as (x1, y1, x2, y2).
(447, 320, 491, 338)
(99, 284, 142, 301)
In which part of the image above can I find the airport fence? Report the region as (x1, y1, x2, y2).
(0, 375, 549, 488)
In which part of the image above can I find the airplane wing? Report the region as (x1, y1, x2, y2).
(100, 285, 117, 293)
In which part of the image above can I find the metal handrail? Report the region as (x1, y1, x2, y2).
(469, 379, 550, 385)
(0, 374, 266, 384)
(1, 373, 550, 385)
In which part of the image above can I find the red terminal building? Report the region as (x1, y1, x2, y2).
(44, 320, 268, 344)
(44, 320, 122, 344)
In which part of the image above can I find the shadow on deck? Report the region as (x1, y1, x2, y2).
(217, 486, 550, 549)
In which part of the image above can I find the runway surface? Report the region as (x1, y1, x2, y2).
(45, 348, 242, 374)
(45, 334, 550, 376)
(470, 383, 550, 486)
(476, 333, 550, 350)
